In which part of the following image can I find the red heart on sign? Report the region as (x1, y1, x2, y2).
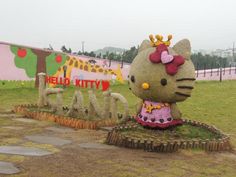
(102, 80, 110, 91)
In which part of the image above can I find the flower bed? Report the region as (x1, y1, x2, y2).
(106, 120, 231, 152)
(14, 104, 118, 129)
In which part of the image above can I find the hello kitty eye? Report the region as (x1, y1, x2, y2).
(130, 75, 135, 83)
(160, 78, 167, 86)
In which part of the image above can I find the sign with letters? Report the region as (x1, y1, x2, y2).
(45, 76, 110, 91)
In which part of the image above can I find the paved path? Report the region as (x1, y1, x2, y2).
(0, 111, 110, 175)
(0, 112, 74, 175)
(0, 161, 20, 175)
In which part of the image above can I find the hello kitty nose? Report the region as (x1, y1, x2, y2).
(142, 82, 150, 90)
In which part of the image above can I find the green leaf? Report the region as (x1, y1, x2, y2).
(10, 46, 37, 78)
(46, 53, 67, 76)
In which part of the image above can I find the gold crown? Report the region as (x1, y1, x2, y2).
(149, 34, 172, 47)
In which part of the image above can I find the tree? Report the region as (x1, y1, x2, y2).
(83, 51, 88, 56)
(108, 52, 115, 60)
(102, 54, 107, 59)
(89, 51, 96, 57)
(115, 54, 121, 61)
(11, 46, 67, 87)
(191, 52, 229, 70)
(68, 48, 72, 54)
(122, 46, 138, 63)
(61, 45, 72, 54)
(78, 45, 137, 63)
(77, 51, 83, 55)
(96, 53, 102, 58)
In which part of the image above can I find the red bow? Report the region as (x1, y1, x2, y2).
(149, 44, 185, 75)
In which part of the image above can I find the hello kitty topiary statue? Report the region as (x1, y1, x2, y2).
(128, 35, 196, 129)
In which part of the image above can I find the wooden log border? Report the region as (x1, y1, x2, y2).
(106, 119, 232, 152)
(13, 104, 232, 152)
(13, 104, 117, 130)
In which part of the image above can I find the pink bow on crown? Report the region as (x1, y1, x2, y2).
(149, 44, 185, 75)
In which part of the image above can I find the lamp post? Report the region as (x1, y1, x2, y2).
(82, 41, 85, 54)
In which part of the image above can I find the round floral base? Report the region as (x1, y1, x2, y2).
(106, 120, 231, 152)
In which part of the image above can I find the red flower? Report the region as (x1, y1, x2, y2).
(149, 44, 185, 75)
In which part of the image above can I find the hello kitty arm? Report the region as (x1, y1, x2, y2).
(136, 99, 143, 114)
(170, 103, 182, 119)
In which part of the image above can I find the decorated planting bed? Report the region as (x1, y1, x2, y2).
(106, 120, 231, 152)
(14, 104, 118, 129)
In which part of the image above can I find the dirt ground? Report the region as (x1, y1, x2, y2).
(0, 111, 236, 177)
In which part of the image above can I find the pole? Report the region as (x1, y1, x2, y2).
(211, 62, 213, 76)
(109, 57, 111, 67)
(223, 63, 226, 75)
(233, 42, 235, 61)
(82, 41, 85, 54)
(204, 63, 206, 77)
(220, 67, 222, 82)
(196, 63, 199, 77)
(63, 65, 67, 88)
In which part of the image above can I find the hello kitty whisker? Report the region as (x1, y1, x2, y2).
(175, 92, 191, 97)
(176, 78, 196, 81)
(177, 86, 194, 89)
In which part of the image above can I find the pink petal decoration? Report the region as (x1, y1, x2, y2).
(161, 51, 174, 64)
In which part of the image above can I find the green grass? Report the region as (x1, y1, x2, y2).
(1, 80, 236, 177)
(179, 80, 236, 145)
(0, 80, 236, 146)
(175, 124, 221, 139)
(120, 124, 221, 141)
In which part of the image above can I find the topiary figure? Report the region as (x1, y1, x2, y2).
(128, 34, 196, 129)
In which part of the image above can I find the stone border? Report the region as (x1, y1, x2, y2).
(13, 104, 117, 130)
(106, 120, 231, 152)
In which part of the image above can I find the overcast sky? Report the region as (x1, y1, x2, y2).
(0, 0, 235, 52)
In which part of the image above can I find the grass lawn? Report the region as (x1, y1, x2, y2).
(0, 80, 236, 146)
(0, 80, 236, 177)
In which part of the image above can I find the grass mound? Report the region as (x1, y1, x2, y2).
(120, 123, 221, 141)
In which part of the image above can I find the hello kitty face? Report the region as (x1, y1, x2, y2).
(128, 39, 196, 103)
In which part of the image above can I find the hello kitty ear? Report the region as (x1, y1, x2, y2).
(138, 40, 152, 53)
(172, 39, 191, 60)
